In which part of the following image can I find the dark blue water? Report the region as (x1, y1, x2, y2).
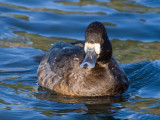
(0, 0, 160, 119)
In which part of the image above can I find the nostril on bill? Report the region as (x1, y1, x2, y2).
(83, 63, 88, 69)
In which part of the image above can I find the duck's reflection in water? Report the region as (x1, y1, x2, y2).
(34, 86, 129, 115)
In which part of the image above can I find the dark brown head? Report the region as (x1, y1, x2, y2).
(80, 21, 112, 68)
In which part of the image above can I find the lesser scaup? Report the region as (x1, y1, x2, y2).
(37, 21, 129, 97)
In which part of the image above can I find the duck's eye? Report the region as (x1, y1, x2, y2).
(100, 39, 104, 44)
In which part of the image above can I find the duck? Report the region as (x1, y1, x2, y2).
(37, 21, 129, 97)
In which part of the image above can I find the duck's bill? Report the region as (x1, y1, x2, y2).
(80, 47, 98, 69)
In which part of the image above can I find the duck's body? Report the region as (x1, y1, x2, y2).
(37, 22, 129, 97)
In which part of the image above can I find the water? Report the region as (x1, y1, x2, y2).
(0, 0, 160, 119)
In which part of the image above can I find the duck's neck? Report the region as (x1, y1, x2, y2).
(98, 55, 112, 64)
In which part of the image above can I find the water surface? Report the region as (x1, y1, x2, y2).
(0, 0, 160, 119)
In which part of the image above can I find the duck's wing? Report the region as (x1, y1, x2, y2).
(47, 41, 84, 77)
(37, 41, 84, 89)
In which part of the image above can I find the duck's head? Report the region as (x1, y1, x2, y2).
(80, 21, 112, 69)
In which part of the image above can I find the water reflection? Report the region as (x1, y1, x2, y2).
(34, 86, 128, 118)
(1, 0, 160, 42)
(108, 0, 160, 13)
(36, 86, 128, 104)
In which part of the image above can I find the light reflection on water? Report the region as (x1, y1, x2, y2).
(0, 0, 160, 119)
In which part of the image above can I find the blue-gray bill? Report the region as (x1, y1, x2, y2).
(80, 48, 98, 69)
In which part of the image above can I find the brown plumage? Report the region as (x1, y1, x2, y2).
(37, 21, 129, 97)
